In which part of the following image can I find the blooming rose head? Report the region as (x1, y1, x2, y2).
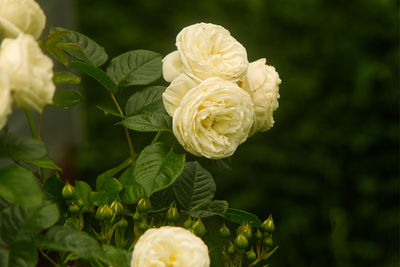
(163, 23, 248, 83)
(171, 77, 254, 159)
(0, 68, 11, 129)
(0, 0, 46, 39)
(240, 58, 281, 135)
(0, 34, 55, 112)
(131, 226, 210, 267)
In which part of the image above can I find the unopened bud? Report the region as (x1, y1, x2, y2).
(166, 204, 179, 222)
(263, 236, 274, 247)
(68, 203, 80, 214)
(219, 223, 231, 238)
(117, 218, 128, 229)
(111, 201, 124, 216)
(237, 223, 252, 240)
(261, 214, 275, 233)
(183, 217, 192, 229)
(255, 228, 263, 240)
(246, 249, 257, 261)
(102, 204, 113, 221)
(192, 219, 206, 237)
(133, 211, 141, 221)
(137, 198, 152, 213)
(76, 199, 84, 208)
(227, 243, 236, 255)
(139, 220, 148, 232)
(234, 233, 249, 249)
(62, 183, 75, 199)
(96, 206, 104, 220)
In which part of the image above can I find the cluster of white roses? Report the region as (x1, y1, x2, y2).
(0, 0, 55, 129)
(162, 23, 281, 159)
(131, 226, 210, 267)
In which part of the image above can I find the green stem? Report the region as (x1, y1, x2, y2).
(24, 109, 38, 139)
(39, 248, 60, 267)
(151, 131, 162, 145)
(108, 92, 136, 166)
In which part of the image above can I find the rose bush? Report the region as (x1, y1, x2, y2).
(240, 58, 281, 135)
(131, 226, 210, 267)
(0, 0, 45, 39)
(0, 33, 54, 112)
(171, 77, 254, 159)
(163, 22, 248, 83)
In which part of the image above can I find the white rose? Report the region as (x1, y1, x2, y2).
(163, 23, 248, 83)
(172, 77, 254, 159)
(0, 0, 46, 39)
(0, 68, 12, 130)
(162, 73, 198, 117)
(0, 34, 55, 112)
(240, 58, 281, 135)
(131, 226, 210, 267)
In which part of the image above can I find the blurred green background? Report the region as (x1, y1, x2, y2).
(56, 0, 398, 266)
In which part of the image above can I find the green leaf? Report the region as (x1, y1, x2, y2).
(53, 89, 83, 109)
(0, 241, 37, 267)
(97, 245, 131, 267)
(223, 208, 262, 227)
(124, 86, 166, 116)
(189, 200, 228, 218)
(88, 191, 108, 206)
(60, 29, 108, 67)
(41, 226, 102, 259)
(96, 105, 123, 118)
(44, 29, 69, 48)
(25, 155, 61, 170)
(69, 61, 118, 94)
(0, 203, 59, 244)
(53, 71, 81, 85)
(120, 113, 172, 132)
(47, 46, 68, 65)
(120, 184, 145, 204)
(102, 178, 123, 202)
(106, 50, 162, 88)
(97, 157, 131, 190)
(42, 175, 67, 213)
(0, 165, 43, 209)
(133, 142, 185, 196)
(172, 161, 216, 210)
(0, 133, 47, 161)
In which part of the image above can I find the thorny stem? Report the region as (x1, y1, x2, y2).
(109, 92, 136, 166)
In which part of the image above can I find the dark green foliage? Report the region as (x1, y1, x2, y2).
(73, 0, 398, 266)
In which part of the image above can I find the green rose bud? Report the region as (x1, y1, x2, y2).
(133, 211, 141, 222)
(236, 223, 252, 240)
(166, 203, 179, 222)
(255, 228, 263, 240)
(227, 242, 236, 255)
(261, 214, 275, 233)
(139, 220, 148, 232)
(62, 183, 75, 199)
(117, 218, 128, 229)
(69, 203, 80, 214)
(76, 199, 84, 208)
(96, 206, 104, 220)
(110, 200, 124, 216)
(246, 248, 257, 261)
(101, 204, 113, 221)
(263, 236, 274, 247)
(183, 217, 193, 229)
(234, 233, 249, 249)
(192, 219, 206, 237)
(137, 198, 152, 213)
(219, 223, 231, 238)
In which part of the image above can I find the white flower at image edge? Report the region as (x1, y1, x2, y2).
(0, 68, 11, 130)
(0, 0, 46, 39)
(0, 34, 55, 112)
(171, 77, 254, 159)
(163, 22, 248, 83)
(240, 58, 281, 136)
(131, 226, 210, 267)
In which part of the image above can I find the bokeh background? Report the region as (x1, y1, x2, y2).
(39, 0, 399, 266)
